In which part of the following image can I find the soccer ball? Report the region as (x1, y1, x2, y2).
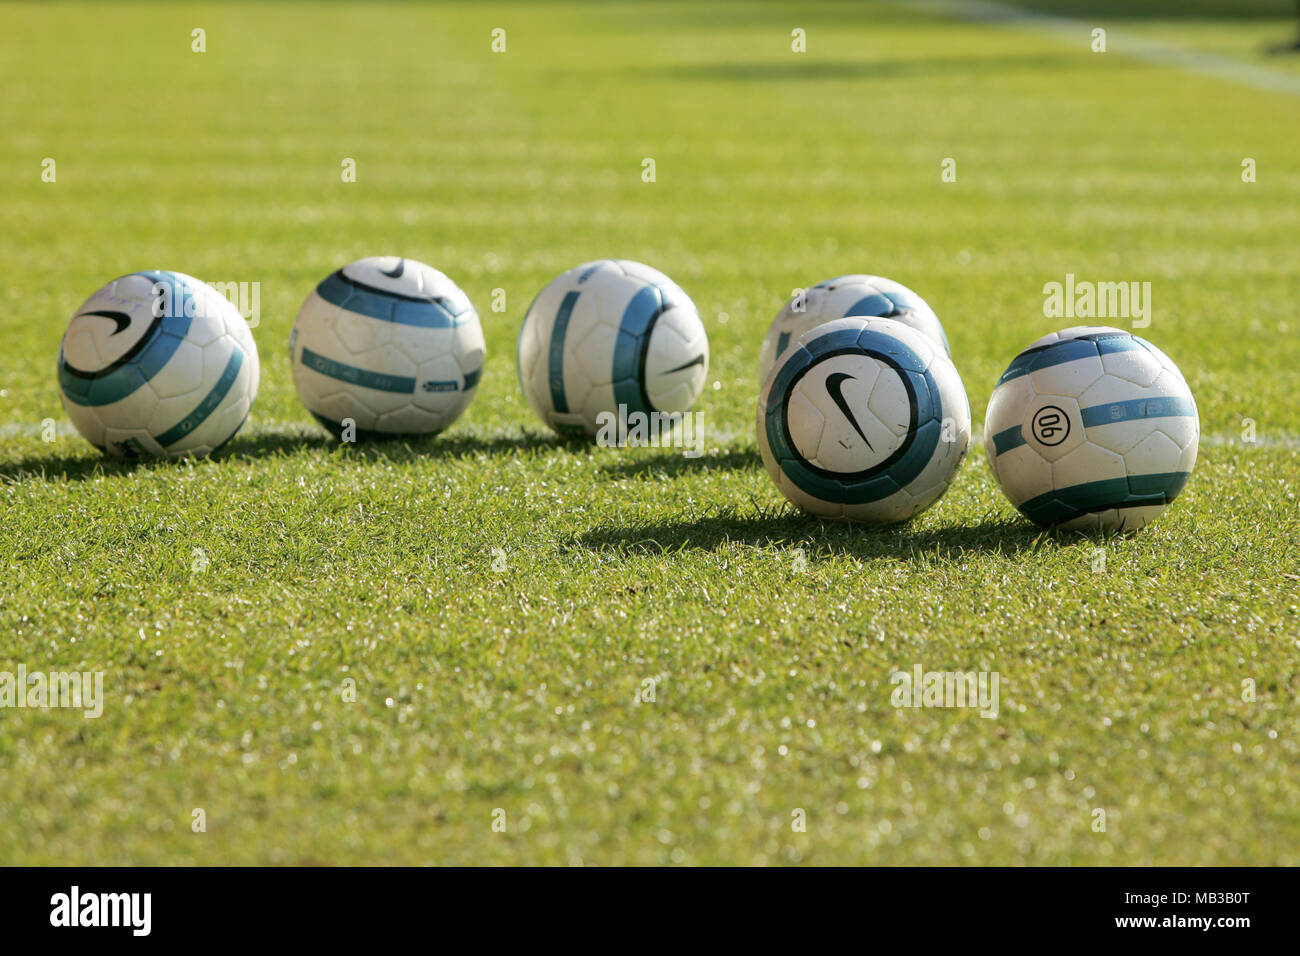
(516, 259, 709, 438)
(57, 270, 259, 458)
(757, 317, 970, 523)
(983, 326, 1199, 532)
(290, 257, 484, 439)
(758, 275, 950, 380)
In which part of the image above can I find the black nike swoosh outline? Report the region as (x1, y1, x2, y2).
(331, 269, 447, 307)
(824, 371, 873, 451)
(380, 258, 405, 278)
(61, 312, 163, 379)
(663, 353, 705, 374)
(777, 347, 920, 486)
(80, 310, 132, 335)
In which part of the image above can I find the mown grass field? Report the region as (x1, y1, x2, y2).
(0, 0, 1297, 865)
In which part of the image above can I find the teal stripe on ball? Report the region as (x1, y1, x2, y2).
(547, 291, 581, 414)
(612, 284, 675, 416)
(843, 291, 914, 318)
(990, 424, 1026, 456)
(316, 270, 462, 328)
(1017, 470, 1192, 527)
(155, 346, 244, 447)
(1080, 395, 1196, 428)
(998, 333, 1143, 386)
(299, 347, 415, 393)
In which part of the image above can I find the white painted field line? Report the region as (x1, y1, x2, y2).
(905, 0, 1300, 97)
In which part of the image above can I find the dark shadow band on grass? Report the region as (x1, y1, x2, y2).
(572, 506, 1056, 561)
(219, 426, 562, 463)
(0, 425, 570, 483)
(598, 448, 760, 480)
(661, 52, 1083, 84)
(0, 450, 149, 485)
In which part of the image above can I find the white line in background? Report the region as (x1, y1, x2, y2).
(906, 0, 1300, 97)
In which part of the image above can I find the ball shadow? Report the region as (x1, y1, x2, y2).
(573, 507, 1059, 562)
(0, 425, 567, 483)
(598, 448, 761, 480)
(0, 449, 150, 485)
(662, 52, 1078, 85)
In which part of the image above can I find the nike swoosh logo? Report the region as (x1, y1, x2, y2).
(663, 354, 705, 374)
(380, 259, 405, 278)
(824, 372, 872, 450)
(79, 310, 132, 335)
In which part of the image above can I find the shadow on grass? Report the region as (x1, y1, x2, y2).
(598, 448, 760, 480)
(1266, 36, 1300, 54)
(573, 506, 1058, 562)
(663, 52, 1080, 84)
(221, 427, 563, 462)
(0, 427, 567, 483)
(0, 450, 150, 485)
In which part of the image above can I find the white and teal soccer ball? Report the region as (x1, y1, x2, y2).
(758, 275, 950, 380)
(757, 317, 970, 524)
(57, 270, 259, 458)
(516, 259, 709, 438)
(290, 257, 484, 439)
(984, 326, 1199, 532)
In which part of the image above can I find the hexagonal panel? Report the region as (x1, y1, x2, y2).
(1051, 439, 1126, 490)
(1020, 394, 1084, 463)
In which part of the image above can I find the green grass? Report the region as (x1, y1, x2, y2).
(1, 0, 1298, 865)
